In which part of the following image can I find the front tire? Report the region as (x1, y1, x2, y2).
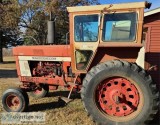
(2, 88, 29, 112)
(29, 84, 49, 98)
(81, 60, 159, 125)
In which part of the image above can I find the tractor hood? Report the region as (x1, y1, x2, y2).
(13, 45, 71, 57)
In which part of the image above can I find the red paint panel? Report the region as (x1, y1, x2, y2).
(149, 21, 160, 25)
(150, 42, 160, 45)
(150, 45, 160, 48)
(13, 45, 71, 57)
(150, 38, 160, 41)
(151, 33, 160, 36)
(151, 34, 160, 38)
(151, 27, 160, 30)
(144, 12, 160, 90)
(151, 29, 160, 33)
(145, 24, 160, 27)
(20, 76, 65, 86)
(150, 49, 160, 52)
(90, 47, 140, 70)
(15, 56, 21, 76)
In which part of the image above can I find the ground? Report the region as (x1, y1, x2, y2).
(0, 57, 159, 125)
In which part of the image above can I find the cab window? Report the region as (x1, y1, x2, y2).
(102, 12, 137, 42)
(74, 15, 99, 42)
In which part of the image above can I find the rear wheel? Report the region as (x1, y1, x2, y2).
(2, 88, 29, 112)
(29, 84, 49, 98)
(81, 60, 159, 125)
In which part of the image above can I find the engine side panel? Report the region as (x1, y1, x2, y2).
(90, 47, 141, 69)
(18, 56, 71, 77)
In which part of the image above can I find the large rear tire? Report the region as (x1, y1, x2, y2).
(2, 87, 29, 112)
(81, 60, 159, 125)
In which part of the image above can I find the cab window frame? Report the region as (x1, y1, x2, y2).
(74, 14, 100, 42)
(102, 12, 138, 42)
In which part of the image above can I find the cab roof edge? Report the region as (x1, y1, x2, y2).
(67, 1, 150, 13)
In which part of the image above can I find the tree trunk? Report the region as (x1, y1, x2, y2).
(0, 30, 3, 63)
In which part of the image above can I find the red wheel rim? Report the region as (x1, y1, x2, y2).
(96, 77, 140, 117)
(6, 94, 20, 111)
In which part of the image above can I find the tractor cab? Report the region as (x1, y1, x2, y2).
(67, 2, 151, 73)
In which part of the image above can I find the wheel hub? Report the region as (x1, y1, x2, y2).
(96, 77, 140, 117)
(112, 92, 123, 104)
(6, 94, 20, 110)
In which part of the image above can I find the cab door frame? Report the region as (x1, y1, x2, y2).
(69, 11, 101, 73)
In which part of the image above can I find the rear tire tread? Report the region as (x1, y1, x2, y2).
(81, 60, 159, 125)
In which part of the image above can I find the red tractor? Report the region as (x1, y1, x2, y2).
(2, 1, 159, 125)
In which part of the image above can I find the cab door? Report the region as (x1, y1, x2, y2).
(69, 13, 100, 73)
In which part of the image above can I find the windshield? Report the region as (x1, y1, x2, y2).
(102, 12, 137, 42)
(74, 15, 99, 42)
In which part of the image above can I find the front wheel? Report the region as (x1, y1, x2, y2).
(29, 84, 49, 98)
(2, 88, 29, 112)
(81, 60, 159, 125)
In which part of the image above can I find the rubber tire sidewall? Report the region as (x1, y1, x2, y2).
(82, 62, 154, 125)
(2, 88, 28, 112)
(29, 84, 49, 98)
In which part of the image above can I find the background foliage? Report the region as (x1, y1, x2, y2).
(0, 0, 99, 62)
(1, 0, 99, 45)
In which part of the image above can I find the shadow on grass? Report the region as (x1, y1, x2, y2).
(28, 91, 81, 112)
(0, 69, 17, 78)
(28, 100, 66, 112)
(48, 91, 81, 99)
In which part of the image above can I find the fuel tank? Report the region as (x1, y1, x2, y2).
(13, 45, 71, 57)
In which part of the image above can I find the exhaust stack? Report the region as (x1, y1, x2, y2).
(47, 12, 56, 44)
